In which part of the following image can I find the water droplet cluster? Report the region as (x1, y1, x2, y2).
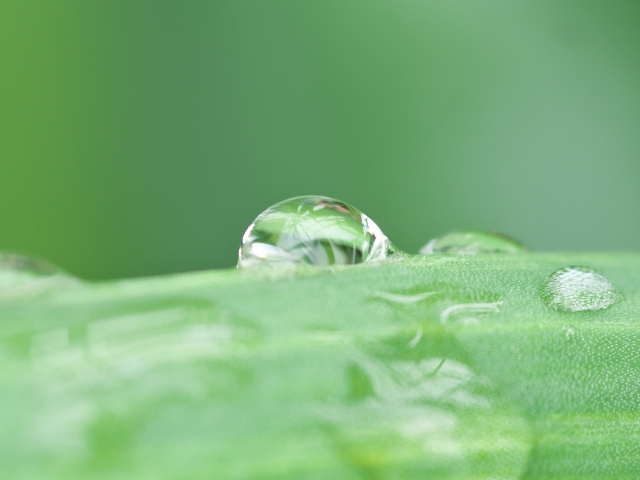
(540, 266, 622, 312)
(238, 196, 396, 267)
(237, 195, 627, 326)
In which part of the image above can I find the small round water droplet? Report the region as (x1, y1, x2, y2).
(540, 266, 622, 312)
(238, 196, 397, 268)
(0, 252, 74, 294)
(419, 230, 525, 255)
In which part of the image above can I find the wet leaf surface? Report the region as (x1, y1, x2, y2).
(1, 253, 639, 479)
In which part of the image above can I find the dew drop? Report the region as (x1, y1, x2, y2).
(419, 230, 524, 255)
(238, 196, 396, 268)
(0, 252, 74, 294)
(540, 266, 622, 312)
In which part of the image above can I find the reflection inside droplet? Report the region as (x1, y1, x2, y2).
(238, 196, 397, 267)
(420, 230, 525, 255)
(540, 266, 622, 312)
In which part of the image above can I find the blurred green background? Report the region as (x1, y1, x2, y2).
(1, 1, 639, 280)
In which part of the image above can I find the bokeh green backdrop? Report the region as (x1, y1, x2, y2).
(1, 1, 640, 280)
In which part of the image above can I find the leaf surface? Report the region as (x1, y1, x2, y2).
(1, 253, 639, 479)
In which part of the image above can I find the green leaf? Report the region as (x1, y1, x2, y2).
(1, 253, 639, 479)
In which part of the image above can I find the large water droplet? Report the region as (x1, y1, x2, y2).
(420, 230, 525, 255)
(540, 266, 622, 312)
(238, 196, 396, 267)
(0, 252, 75, 294)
